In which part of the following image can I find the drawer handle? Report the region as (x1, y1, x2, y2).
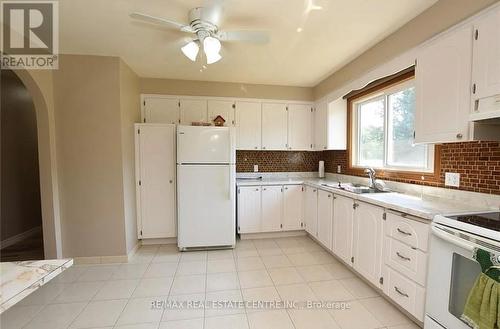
(394, 286, 409, 298)
(397, 228, 412, 236)
(396, 252, 411, 261)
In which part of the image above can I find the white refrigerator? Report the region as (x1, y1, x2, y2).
(176, 125, 236, 250)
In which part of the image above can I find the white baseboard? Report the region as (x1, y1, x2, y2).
(0, 226, 42, 249)
(141, 237, 177, 245)
(240, 230, 307, 240)
(73, 254, 129, 265)
(126, 241, 141, 262)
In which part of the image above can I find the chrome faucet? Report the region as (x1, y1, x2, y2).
(364, 167, 376, 188)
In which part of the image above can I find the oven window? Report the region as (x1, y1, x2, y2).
(448, 253, 482, 321)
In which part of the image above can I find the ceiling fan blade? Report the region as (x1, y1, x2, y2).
(217, 31, 269, 43)
(130, 12, 194, 33)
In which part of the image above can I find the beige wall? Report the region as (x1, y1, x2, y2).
(54, 55, 128, 257)
(119, 60, 140, 254)
(140, 78, 314, 101)
(313, 0, 499, 99)
(1, 70, 42, 242)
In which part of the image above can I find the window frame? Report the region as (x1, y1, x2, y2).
(347, 71, 442, 182)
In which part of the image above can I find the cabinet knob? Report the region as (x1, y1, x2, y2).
(456, 133, 463, 139)
(254, 146, 258, 149)
(169, 180, 173, 184)
(262, 146, 266, 150)
(328, 194, 331, 198)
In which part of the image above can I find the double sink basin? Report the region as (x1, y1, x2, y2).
(321, 182, 389, 194)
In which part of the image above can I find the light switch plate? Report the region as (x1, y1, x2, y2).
(253, 165, 258, 172)
(445, 172, 460, 187)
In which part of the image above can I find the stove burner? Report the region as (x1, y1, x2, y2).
(453, 212, 500, 232)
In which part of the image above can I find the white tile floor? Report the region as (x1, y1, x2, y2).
(0, 236, 421, 329)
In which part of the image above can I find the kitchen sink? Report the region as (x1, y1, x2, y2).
(321, 182, 389, 194)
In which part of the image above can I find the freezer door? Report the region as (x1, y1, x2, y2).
(177, 125, 235, 164)
(177, 165, 236, 248)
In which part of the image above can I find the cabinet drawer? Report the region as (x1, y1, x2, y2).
(385, 212, 429, 251)
(383, 267, 426, 322)
(383, 237, 428, 286)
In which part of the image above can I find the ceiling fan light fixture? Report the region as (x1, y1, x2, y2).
(203, 36, 222, 64)
(206, 52, 222, 64)
(181, 41, 199, 61)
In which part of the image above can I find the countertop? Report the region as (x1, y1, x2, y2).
(236, 177, 496, 220)
(0, 259, 73, 313)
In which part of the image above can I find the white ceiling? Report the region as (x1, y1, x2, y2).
(59, 0, 437, 86)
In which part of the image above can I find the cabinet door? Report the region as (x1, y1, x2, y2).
(237, 186, 261, 233)
(283, 185, 303, 231)
(208, 100, 235, 126)
(288, 104, 313, 150)
(143, 97, 180, 124)
(262, 103, 288, 150)
(261, 186, 283, 232)
(180, 99, 207, 125)
(235, 101, 261, 150)
(332, 195, 354, 265)
(314, 101, 328, 150)
(472, 7, 500, 101)
(317, 190, 333, 250)
(353, 202, 384, 288)
(136, 124, 176, 238)
(415, 26, 472, 143)
(304, 186, 318, 236)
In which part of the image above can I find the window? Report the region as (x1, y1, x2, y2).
(351, 77, 434, 173)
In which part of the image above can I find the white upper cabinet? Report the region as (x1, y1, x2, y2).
(261, 186, 283, 232)
(317, 190, 333, 250)
(237, 186, 262, 234)
(304, 186, 318, 236)
(180, 99, 207, 125)
(353, 201, 384, 288)
(262, 103, 288, 150)
(314, 101, 328, 150)
(288, 104, 313, 151)
(143, 97, 180, 124)
(415, 25, 473, 143)
(207, 100, 235, 126)
(313, 98, 347, 151)
(471, 6, 500, 118)
(282, 185, 303, 231)
(332, 194, 354, 265)
(235, 101, 262, 150)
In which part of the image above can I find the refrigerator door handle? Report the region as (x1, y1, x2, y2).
(229, 167, 234, 200)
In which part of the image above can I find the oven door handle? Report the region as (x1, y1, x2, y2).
(431, 226, 474, 252)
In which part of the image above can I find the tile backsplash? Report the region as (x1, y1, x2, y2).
(236, 150, 324, 173)
(236, 141, 500, 195)
(323, 141, 500, 195)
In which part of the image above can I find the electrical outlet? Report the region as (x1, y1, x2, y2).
(445, 172, 460, 187)
(337, 165, 342, 174)
(253, 165, 259, 173)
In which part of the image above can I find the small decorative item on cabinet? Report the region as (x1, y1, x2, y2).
(191, 121, 211, 126)
(213, 115, 226, 126)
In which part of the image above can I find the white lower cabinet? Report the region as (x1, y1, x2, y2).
(237, 186, 262, 233)
(261, 186, 283, 232)
(237, 184, 303, 234)
(304, 186, 318, 236)
(332, 194, 354, 265)
(383, 266, 426, 321)
(352, 201, 384, 289)
(283, 185, 303, 230)
(299, 185, 430, 322)
(317, 190, 333, 250)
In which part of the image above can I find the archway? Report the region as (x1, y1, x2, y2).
(5, 69, 63, 259)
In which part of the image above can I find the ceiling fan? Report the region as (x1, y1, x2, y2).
(130, 6, 269, 65)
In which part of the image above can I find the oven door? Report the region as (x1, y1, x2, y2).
(425, 223, 498, 329)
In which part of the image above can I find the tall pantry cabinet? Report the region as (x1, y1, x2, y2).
(135, 124, 177, 239)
